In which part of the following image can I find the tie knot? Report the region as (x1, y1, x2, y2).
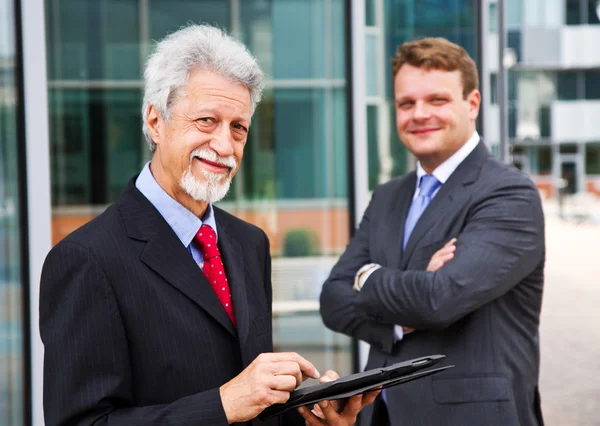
(419, 175, 441, 198)
(194, 224, 219, 258)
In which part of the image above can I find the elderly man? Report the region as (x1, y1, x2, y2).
(40, 24, 376, 426)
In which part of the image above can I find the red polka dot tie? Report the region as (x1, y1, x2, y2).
(194, 224, 236, 327)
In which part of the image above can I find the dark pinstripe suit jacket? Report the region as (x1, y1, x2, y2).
(40, 178, 303, 426)
(321, 142, 545, 426)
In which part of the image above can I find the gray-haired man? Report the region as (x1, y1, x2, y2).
(40, 24, 377, 426)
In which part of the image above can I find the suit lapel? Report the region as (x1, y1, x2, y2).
(400, 142, 490, 268)
(214, 210, 250, 349)
(119, 180, 237, 337)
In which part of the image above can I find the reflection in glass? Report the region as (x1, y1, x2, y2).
(48, 88, 144, 244)
(0, 0, 24, 423)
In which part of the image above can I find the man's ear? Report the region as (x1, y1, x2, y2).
(467, 89, 481, 120)
(146, 105, 162, 146)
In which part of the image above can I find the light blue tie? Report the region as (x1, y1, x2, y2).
(403, 174, 441, 249)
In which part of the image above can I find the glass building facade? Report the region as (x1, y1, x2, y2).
(485, 0, 600, 197)
(0, 0, 26, 424)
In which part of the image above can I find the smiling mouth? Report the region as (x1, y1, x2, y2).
(193, 157, 232, 173)
(411, 128, 440, 136)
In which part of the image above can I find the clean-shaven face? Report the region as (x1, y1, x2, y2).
(394, 64, 480, 172)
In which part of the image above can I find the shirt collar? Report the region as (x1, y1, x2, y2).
(416, 131, 481, 184)
(135, 161, 218, 247)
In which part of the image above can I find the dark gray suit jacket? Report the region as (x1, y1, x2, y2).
(320, 142, 545, 426)
(40, 178, 304, 426)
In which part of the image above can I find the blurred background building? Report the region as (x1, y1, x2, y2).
(1, 0, 599, 425)
(483, 0, 600, 198)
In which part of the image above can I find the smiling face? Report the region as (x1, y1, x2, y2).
(146, 68, 251, 216)
(394, 64, 481, 173)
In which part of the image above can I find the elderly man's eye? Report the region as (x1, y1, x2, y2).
(232, 123, 248, 132)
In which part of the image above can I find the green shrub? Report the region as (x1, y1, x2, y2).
(282, 228, 319, 257)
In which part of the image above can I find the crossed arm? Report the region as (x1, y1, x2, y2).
(320, 182, 544, 348)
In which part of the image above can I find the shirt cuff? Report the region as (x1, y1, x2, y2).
(394, 325, 404, 341)
(353, 263, 381, 291)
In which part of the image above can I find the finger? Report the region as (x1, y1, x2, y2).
(269, 374, 299, 392)
(427, 260, 443, 272)
(428, 255, 454, 271)
(436, 245, 456, 256)
(288, 353, 320, 380)
(298, 406, 326, 426)
(430, 246, 455, 263)
(438, 252, 455, 263)
(444, 237, 457, 247)
(362, 389, 380, 406)
(320, 396, 360, 423)
(270, 361, 303, 387)
(340, 394, 363, 415)
(311, 403, 325, 419)
(319, 370, 339, 383)
(261, 352, 320, 380)
(260, 389, 291, 407)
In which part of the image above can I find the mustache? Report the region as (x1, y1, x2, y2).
(189, 147, 237, 169)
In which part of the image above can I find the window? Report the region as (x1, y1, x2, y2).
(489, 2, 498, 33)
(588, 0, 600, 24)
(557, 71, 579, 100)
(585, 142, 600, 174)
(534, 146, 552, 175)
(567, 0, 600, 25)
(566, 0, 583, 25)
(584, 69, 600, 99)
(367, 105, 380, 190)
(490, 73, 498, 105)
(507, 0, 523, 27)
(560, 143, 578, 154)
(366, 0, 376, 26)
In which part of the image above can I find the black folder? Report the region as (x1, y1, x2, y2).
(259, 354, 452, 420)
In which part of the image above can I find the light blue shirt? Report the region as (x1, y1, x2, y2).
(135, 161, 217, 269)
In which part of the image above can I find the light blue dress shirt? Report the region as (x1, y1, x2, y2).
(135, 161, 217, 269)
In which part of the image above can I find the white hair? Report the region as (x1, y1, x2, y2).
(142, 24, 264, 152)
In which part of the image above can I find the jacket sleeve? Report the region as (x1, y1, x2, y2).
(320, 189, 397, 354)
(39, 240, 229, 426)
(355, 179, 545, 330)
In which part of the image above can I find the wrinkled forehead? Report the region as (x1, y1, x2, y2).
(175, 68, 253, 115)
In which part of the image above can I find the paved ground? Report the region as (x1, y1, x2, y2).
(540, 204, 600, 426)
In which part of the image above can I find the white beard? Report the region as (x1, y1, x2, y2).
(179, 148, 237, 203)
